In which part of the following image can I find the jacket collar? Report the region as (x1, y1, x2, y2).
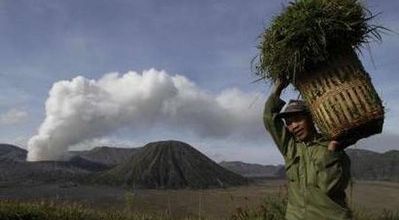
(301, 133, 328, 146)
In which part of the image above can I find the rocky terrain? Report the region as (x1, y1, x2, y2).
(0, 144, 110, 185)
(0, 141, 248, 189)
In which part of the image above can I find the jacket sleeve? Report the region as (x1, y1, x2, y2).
(263, 92, 292, 157)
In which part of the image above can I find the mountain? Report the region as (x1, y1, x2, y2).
(346, 149, 399, 181)
(70, 146, 140, 166)
(1, 143, 398, 186)
(219, 161, 285, 178)
(98, 140, 248, 189)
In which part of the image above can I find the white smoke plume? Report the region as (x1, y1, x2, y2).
(27, 69, 263, 161)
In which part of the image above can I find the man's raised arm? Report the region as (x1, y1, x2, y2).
(263, 79, 291, 156)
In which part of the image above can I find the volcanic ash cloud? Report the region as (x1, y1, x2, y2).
(27, 69, 262, 161)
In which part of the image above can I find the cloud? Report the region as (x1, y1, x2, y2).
(0, 109, 28, 125)
(27, 69, 264, 161)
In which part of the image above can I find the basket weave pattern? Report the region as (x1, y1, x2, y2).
(296, 53, 384, 140)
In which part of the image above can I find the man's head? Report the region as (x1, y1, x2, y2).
(278, 100, 316, 141)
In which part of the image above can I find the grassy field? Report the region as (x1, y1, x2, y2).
(1, 179, 398, 219)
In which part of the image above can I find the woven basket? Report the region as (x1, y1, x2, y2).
(296, 51, 384, 141)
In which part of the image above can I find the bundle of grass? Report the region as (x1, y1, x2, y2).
(255, 0, 383, 83)
(255, 0, 385, 141)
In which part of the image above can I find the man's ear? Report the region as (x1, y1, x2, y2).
(305, 114, 314, 126)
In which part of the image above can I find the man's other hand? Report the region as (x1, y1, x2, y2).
(328, 138, 358, 151)
(328, 141, 340, 152)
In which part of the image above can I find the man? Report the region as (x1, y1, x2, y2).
(264, 79, 353, 220)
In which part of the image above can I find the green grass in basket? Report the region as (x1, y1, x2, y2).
(254, 0, 385, 85)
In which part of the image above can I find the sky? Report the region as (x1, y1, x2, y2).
(0, 0, 398, 164)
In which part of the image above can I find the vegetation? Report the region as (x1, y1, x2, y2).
(1, 195, 398, 220)
(230, 196, 286, 220)
(254, 0, 385, 84)
(0, 200, 200, 220)
(230, 195, 399, 220)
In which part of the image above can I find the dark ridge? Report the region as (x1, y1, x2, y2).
(346, 148, 399, 181)
(219, 161, 285, 178)
(71, 146, 140, 166)
(0, 144, 27, 162)
(65, 156, 111, 171)
(219, 149, 399, 182)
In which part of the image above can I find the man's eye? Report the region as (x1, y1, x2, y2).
(285, 121, 293, 125)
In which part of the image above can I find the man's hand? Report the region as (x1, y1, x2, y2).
(272, 78, 289, 96)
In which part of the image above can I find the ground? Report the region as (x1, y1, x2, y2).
(1, 179, 398, 220)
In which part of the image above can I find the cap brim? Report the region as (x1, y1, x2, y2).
(277, 110, 309, 119)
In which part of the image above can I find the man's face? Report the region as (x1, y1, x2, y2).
(284, 113, 314, 141)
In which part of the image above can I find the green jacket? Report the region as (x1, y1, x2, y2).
(264, 93, 352, 220)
